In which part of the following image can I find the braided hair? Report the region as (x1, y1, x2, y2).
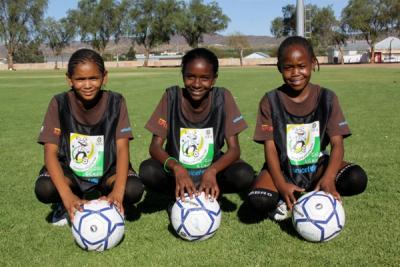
(67, 48, 106, 77)
(181, 47, 219, 77)
(277, 36, 319, 72)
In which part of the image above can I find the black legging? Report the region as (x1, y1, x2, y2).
(35, 174, 144, 206)
(248, 163, 368, 213)
(139, 158, 255, 196)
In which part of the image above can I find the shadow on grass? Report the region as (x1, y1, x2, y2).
(218, 195, 237, 212)
(137, 191, 174, 214)
(275, 219, 302, 239)
(236, 201, 267, 224)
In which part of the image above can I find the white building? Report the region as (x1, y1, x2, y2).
(327, 40, 370, 64)
(244, 52, 270, 59)
(374, 36, 400, 63)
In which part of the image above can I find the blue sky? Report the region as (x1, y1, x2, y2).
(46, 0, 349, 36)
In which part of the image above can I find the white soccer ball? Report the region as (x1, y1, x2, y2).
(170, 192, 222, 241)
(71, 199, 125, 251)
(292, 191, 345, 242)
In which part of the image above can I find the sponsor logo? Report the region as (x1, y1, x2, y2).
(232, 115, 243, 124)
(292, 164, 317, 174)
(120, 127, 132, 133)
(53, 128, 61, 136)
(188, 169, 205, 177)
(338, 121, 348, 127)
(261, 124, 273, 132)
(158, 118, 167, 129)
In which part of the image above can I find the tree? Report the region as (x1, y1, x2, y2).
(14, 40, 45, 63)
(0, 0, 48, 69)
(227, 32, 249, 67)
(341, 0, 392, 63)
(330, 29, 348, 64)
(308, 5, 337, 55)
(125, 0, 179, 66)
(270, 4, 296, 38)
(177, 0, 229, 48)
(72, 0, 125, 54)
(270, 4, 337, 55)
(42, 17, 76, 69)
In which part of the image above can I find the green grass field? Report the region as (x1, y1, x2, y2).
(0, 65, 399, 266)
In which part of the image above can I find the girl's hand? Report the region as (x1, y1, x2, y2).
(199, 168, 219, 200)
(61, 192, 87, 222)
(173, 164, 197, 201)
(101, 188, 125, 215)
(276, 181, 304, 210)
(315, 177, 341, 201)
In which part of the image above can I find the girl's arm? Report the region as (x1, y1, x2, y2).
(106, 138, 130, 214)
(44, 143, 86, 221)
(200, 134, 240, 199)
(314, 135, 344, 200)
(149, 135, 196, 200)
(265, 140, 304, 209)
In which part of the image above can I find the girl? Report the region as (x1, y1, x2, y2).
(139, 48, 254, 201)
(249, 36, 367, 220)
(35, 48, 144, 225)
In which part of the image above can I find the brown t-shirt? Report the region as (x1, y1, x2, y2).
(145, 87, 247, 139)
(38, 90, 133, 145)
(253, 84, 350, 143)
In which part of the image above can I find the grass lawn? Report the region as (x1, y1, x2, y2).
(0, 65, 399, 266)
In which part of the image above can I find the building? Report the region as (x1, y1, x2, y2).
(327, 40, 370, 64)
(374, 36, 400, 63)
(244, 52, 270, 59)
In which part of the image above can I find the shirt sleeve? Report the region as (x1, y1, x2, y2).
(116, 97, 134, 140)
(224, 89, 248, 137)
(326, 93, 351, 138)
(38, 97, 61, 145)
(144, 92, 168, 139)
(253, 95, 274, 143)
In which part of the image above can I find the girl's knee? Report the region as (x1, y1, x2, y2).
(248, 188, 279, 212)
(336, 164, 368, 196)
(224, 162, 255, 190)
(35, 176, 59, 203)
(124, 176, 145, 205)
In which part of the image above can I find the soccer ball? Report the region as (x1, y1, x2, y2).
(170, 192, 222, 241)
(71, 199, 125, 251)
(292, 191, 345, 242)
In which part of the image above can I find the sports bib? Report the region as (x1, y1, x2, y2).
(179, 127, 214, 169)
(287, 121, 320, 166)
(69, 133, 104, 178)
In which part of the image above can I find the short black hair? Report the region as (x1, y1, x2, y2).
(181, 47, 219, 76)
(277, 36, 319, 71)
(67, 48, 106, 77)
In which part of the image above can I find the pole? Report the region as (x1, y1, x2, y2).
(296, 0, 305, 37)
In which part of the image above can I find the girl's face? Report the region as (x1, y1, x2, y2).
(183, 58, 217, 102)
(280, 44, 315, 91)
(67, 61, 108, 102)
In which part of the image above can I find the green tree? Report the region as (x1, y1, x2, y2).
(227, 32, 249, 66)
(13, 40, 45, 63)
(270, 4, 337, 55)
(177, 0, 229, 48)
(0, 0, 48, 69)
(270, 4, 296, 38)
(341, 0, 393, 63)
(309, 5, 337, 55)
(72, 0, 125, 54)
(42, 17, 76, 69)
(125, 0, 179, 66)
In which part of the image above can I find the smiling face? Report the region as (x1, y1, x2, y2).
(67, 61, 108, 102)
(183, 58, 217, 102)
(280, 44, 315, 92)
